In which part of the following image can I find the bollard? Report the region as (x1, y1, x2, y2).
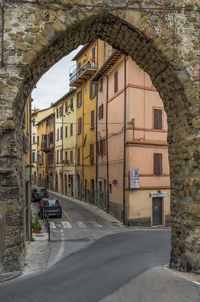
(48, 221, 50, 241)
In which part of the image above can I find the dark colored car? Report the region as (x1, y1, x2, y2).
(38, 199, 62, 218)
(32, 187, 49, 202)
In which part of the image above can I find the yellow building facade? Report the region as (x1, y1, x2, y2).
(70, 40, 112, 203)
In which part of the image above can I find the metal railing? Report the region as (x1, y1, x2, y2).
(69, 60, 96, 83)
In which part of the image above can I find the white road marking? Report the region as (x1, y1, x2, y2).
(89, 220, 103, 228)
(61, 221, 72, 228)
(49, 230, 65, 268)
(77, 221, 87, 228)
(50, 222, 56, 229)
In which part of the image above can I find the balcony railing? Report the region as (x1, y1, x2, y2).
(41, 142, 54, 153)
(69, 60, 97, 87)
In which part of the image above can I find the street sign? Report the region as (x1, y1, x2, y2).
(129, 168, 139, 189)
(112, 179, 118, 185)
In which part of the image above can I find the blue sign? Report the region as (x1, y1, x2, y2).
(112, 179, 118, 185)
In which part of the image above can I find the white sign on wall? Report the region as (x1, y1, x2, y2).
(129, 168, 139, 189)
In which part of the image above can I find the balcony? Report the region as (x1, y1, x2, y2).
(41, 142, 54, 153)
(69, 60, 97, 87)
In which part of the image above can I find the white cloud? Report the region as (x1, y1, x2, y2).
(31, 46, 82, 110)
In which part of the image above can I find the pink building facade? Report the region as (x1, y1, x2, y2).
(93, 52, 170, 226)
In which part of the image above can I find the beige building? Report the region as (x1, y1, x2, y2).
(31, 107, 53, 185)
(62, 89, 77, 197)
(93, 52, 170, 226)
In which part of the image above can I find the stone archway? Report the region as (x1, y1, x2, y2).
(0, 1, 199, 273)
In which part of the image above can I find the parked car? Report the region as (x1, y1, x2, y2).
(32, 187, 49, 202)
(38, 199, 62, 218)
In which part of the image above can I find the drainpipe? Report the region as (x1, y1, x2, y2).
(62, 101, 64, 195)
(123, 55, 127, 225)
(106, 75, 109, 213)
(95, 81, 98, 205)
(82, 84, 84, 200)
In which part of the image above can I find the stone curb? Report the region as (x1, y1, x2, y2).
(0, 271, 22, 283)
(163, 265, 200, 286)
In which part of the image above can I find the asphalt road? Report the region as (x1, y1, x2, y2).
(1, 194, 200, 302)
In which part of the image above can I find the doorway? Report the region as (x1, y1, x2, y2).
(152, 197, 163, 226)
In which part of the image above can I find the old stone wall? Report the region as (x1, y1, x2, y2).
(0, 0, 199, 272)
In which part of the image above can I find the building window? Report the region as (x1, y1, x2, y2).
(60, 150, 63, 162)
(90, 81, 96, 99)
(70, 123, 73, 136)
(70, 151, 73, 162)
(57, 128, 59, 141)
(78, 117, 82, 135)
(37, 136, 39, 146)
(92, 47, 95, 59)
(154, 153, 162, 174)
(65, 151, 68, 162)
(32, 151, 35, 162)
(32, 119, 35, 126)
(41, 152, 44, 163)
(44, 134, 47, 142)
(98, 139, 106, 156)
(57, 150, 59, 163)
(114, 70, 118, 93)
(77, 147, 80, 164)
(59, 105, 63, 117)
(90, 144, 94, 163)
(76, 91, 82, 108)
(65, 101, 68, 113)
(32, 135, 36, 144)
(91, 111, 95, 129)
(65, 126, 68, 137)
(60, 126, 63, 140)
(109, 184, 112, 194)
(56, 108, 59, 119)
(49, 132, 53, 144)
(70, 98, 74, 111)
(154, 108, 162, 130)
(99, 104, 103, 120)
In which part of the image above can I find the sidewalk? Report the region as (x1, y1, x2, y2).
(0, 203, 49, 283)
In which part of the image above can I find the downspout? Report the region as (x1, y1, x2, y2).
(106, 75, 109, 213)
(95, 81, 98, 205)
(62, 101, 64, 195)
(82, 84, 84, 200)
(123, 55, 127, 224)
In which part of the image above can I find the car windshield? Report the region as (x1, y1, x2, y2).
(43, 200, 58, 206)
(39, 188, 46, 192)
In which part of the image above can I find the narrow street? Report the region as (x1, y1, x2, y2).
(0, 193, 200, 302)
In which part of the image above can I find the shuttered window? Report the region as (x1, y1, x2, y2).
(49, 132, 53, 144)
(60, 126, 63, 140)
(65, 101, 68, 113)
(91, 111, 95, 129)
(70, 124, 73, 136)
(99, 104, 103, 120)
(65, 126, 68, 137)
(90, 144, 94, 163)
(154, 153, 162, 174)
(114, 70, 118, 93)
(70, 151, 73, 162)
(57, 128, 59, 141)
(90, 82, 96, 99)
(154, 109, 162, 130)
(57, 150, 59, 163)
(76, 91, 82, 108)
(70, 98, 74, 110)
(60, 150, 63, 162)
(65, 151, 68, 161)
(77, 148, 80, 164)
(78, 117, 82, 135)
(92, 47, 95, 59)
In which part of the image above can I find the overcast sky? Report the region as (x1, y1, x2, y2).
(31, 46, 82, 110)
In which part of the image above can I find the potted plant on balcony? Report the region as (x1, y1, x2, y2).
(32, 216, 41, 233)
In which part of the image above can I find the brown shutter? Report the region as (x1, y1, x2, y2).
(90, 144, 94, 162)
(70, 151, 73, 162)
(154, 109, 162, 130)
(91, 111, 94, 129)
(154, 153, 162, 174)
(114, 70, 118, 93)
(77, 148, 80, 164)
